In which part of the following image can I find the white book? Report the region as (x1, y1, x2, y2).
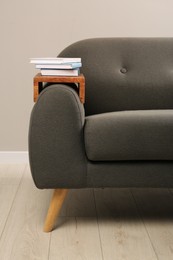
(30, 57, 81, 64)
(40, 69, 80, 76)
(35, 62, 82, 69)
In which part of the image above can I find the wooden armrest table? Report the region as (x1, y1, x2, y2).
(33, 73, 85, 103)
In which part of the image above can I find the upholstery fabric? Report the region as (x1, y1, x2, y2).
(87, 161, 173, 188)
(59, 38, 173, 116)
(84, 109, 173, 161)
(29, 84, 87, 188)
(28, 38, 173, 189)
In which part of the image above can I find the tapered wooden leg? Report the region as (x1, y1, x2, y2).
(44, 189, 68, 232)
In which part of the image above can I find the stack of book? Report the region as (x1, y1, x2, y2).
(30, 57, 82, 76)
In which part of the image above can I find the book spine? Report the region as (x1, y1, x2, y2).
(35, 62, 82, 69)
(30, 58, 81, 64)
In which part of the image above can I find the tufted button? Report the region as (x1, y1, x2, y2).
(120, 68, 127, 74)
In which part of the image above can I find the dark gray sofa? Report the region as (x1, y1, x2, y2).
(29, 38, 173, 231)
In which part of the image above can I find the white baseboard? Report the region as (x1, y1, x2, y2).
(0, 151, 29, 163)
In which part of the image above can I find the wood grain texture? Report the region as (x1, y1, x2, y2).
(33, 73, 85, 103)
(44, 189, 68, 232)
(44, 188, 97, 232)
(0, 164, 25, 236)
(49, 217, 103, 260)
(59, 188, 97, 217)
(132, 188, 173, 260)
(1, 164, 173, 260)
(94, 188, 157, 260)
(0, 165, 51, 260)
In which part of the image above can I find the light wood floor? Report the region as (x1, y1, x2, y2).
(1, 164, 173, 259)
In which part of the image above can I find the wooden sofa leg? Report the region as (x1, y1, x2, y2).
(43, 189, 68, 232)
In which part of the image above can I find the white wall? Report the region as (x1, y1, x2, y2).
(0, 0, 173, 151)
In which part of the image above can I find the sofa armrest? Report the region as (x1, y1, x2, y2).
(29, 84, 87, 189)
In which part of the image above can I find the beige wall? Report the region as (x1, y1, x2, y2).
(0, 0, 173, 151)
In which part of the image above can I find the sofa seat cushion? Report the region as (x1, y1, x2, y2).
(84, 110, 173, 161)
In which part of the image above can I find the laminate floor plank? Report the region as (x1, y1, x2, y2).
(49, 189, 102, 260)
(49, 217, 103, 260)
(0, 164, 25, 237)
(59, 188, 96, 217)
(132, 188, 173, 260)
(0, 165, 51, 260)
(1, 164, 173, 260)
(94, 188, 157, 260)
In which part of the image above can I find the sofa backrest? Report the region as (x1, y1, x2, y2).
(59, 38, 173, 116)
